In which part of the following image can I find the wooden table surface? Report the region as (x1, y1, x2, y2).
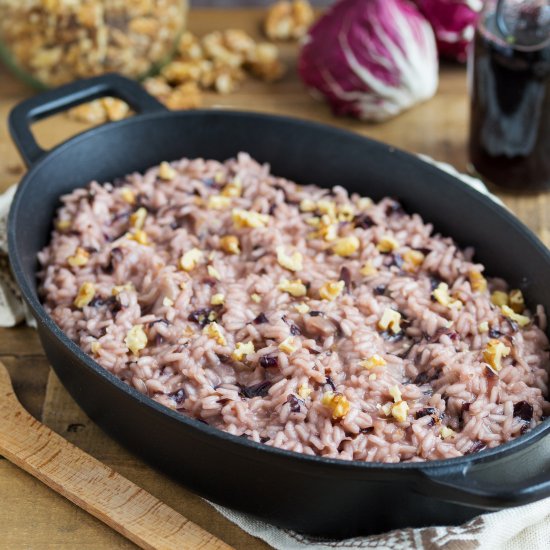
(0, 8, 548, 550)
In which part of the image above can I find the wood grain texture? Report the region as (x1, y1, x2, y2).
(0, 7, 548, 549)
(0, 363, 233, 550)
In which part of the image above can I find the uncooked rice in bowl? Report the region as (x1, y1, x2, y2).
(38, 153, 550, 462)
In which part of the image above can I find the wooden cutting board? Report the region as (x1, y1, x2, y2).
(0, 7, 548, 549)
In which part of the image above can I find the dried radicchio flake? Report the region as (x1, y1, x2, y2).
(325, 375, 336, 391)
(505, 318, 520, 333)
(430, 327, 458, 343)
(339, 266, 352, 292)
(465, 441, 487, 455)
(485, 366, 497, 379)
(309, 310, 324, 317)
(489, 328, 504, 339)
(384, 252, 404, 269)
(188, 307, 217, 326)
(381, 330, 404, 342)
(239, 381, 272, 398)
(462, 402, 471, 412)
(416, 407, 437, 419)
(430, 276, 443, 291)
(169, 388, 186, 405)
(513, 401, 534, 422)
(290, 323, 302, 336)
(385, 200, 406, 216)
(286, 394, 302, 413)
(373, 285, 387, 296)
(260, 436, 270, 443)
(259, 355, 279, 369)
(155, 334, 165, 346)
(353, 214, 376, 229)
(414, 371, 432, 385)
(254, 312, 269, 324)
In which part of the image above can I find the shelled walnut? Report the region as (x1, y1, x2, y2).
(264, 0, 314, 41)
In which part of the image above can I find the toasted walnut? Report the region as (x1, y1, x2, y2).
(211, 293, 225, 306)
(469, 270, 487, 293)
(321, 391, 350, 419)
(491, 290, 509, 307)
(203, 322, 227, 345)
(177, 31, 204, 61)
(378, 308, 402, 334)
(162, 60, 203, 84)
(501, 305, 530, 328)
(389, 385, 402, 403)
(221, 179, 242, 198)
(483, 339, 511, 372)
(332, 236, 360, 257)
(223, 29, 256, 55)
(129, 207, 147, 230)
(509, 289, 525, 314)
(246, 46, 286, 82)
(125, 325, 148, 355)
(163, 297, 174, 307)
(208, 195, 232, 210)
(360, 262, 378, 276)
(120, 188, 136, 205)
(360, 354, 386, 370)
(74, 282, 95, 308)
(264, 0, 314, 41)
(279, 336, 298, 354)
(232, 341, 255, 361)
(276, 246, 303, 272)
(207, 265, 221, 280)
(220, 235, 240, 255)
(56, 219, 72, 231)
(165, 82, 203, 110)
(478, 321, 489, 333)
(250, 293, 262, 303)
(158, 161, 176, 181)
(377, 235, 399, 253)
(294, 302, 310, 314)
(129, 229, 149, 245)
(403, 249, 425, 271)
(67, 247, 90, 267)
(440, 426, 456, 439)
(143, 76, 173, 99)
(299, 199, 316, 212)
(112, 283, 134, 296)
(317, 199, 336, 218)
(432, 283, 463, 309)
(278, 279, 307, 297)
(337, 204, 355, 222)
(391, 401, 409, 423)
(232, 208, 270, 229)
(297, 384, 312, 399)
(202, 31, 243, 67)
(91, 341, 101, 355)
(319, 280, 345, 301)
(180, 248, 203, 271)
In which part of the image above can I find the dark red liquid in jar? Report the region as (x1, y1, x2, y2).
(468, 13, 550, 191)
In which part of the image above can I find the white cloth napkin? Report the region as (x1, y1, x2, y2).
(0, 159, 548, 550)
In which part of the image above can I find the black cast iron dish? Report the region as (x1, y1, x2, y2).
(8, 75, 550, 538)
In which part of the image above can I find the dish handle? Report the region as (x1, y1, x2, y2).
(9, 73, 167, 167)
(421, 457, 550, 509)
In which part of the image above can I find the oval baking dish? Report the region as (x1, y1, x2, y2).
(8, 75, 550, 538)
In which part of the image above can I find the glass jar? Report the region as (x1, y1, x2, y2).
(0, 0, 188, 89)
(468, 0, 550, 191)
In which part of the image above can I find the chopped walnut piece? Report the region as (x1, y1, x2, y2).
(180, 248, 203, 271)
(360, 355, 386, 370)
(211, 293, 225, 306)
(264, 0, 314, 41)
(278, 279, 307, 298)
(67, 247, 90, 267)
(332, 236, 360, 257)
(377, 235, 399, 253)
(125, 325, 148, 355)
(232, 341, 255, 361)
(391, 401, 409, 423)
(483, 339, 511, 372)
(509, 289, 525, 314)
(297, 384, 312, 399)
(469, 270, 487, 293)
(220, 235, 240, 255)
(501, 305, 530, 328)
(129, 207, 147, 230)
(378, 308, 402, 334)
(74, 282, 95, 308)
(321, 391, 350, 419)
(279, 336, 298, 354)
(208, 195, 232, 210)
(491, 290, 509, 307)
(276, 246, 303, 272)
(158, 161, 176, 181)
(432, 283, 463, 310)
(232, 208, 270, 229)
(203, 322, 226, 345)
(319, 280, 345, 301)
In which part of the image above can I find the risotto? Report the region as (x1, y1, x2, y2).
(38, 153, 550, 462)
